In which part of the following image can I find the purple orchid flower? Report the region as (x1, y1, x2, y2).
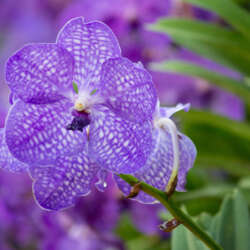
(115, 102, 197, 203)
(2, 17, 157, 210)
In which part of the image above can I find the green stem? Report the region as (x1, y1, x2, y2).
(118, 174, 222, 250)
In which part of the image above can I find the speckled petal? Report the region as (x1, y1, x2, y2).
(6, 43, 74, 104)
(176, 134, 197, 191)
(100, 57, 157, 122)
(30, 150, 98, 211)
(0, 129, 28, 173)
(56, 17, 121, 88)
(89, 106, 153, 173)
(5, 99, 86, 165)
(114, 130, 196, 203)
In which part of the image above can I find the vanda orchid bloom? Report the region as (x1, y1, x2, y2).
(0, 17, 196, 211)
(1, 17, 156, 210)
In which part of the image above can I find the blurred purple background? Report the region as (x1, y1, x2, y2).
(0, 0, 245, 249)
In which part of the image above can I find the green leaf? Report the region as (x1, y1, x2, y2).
(172, 190, 250, 250)
(179, 177, 250, 210)
(238, 177, 250, 206)
(72, 81, 79, 94)
(172, 223, 209, 250)
(184, 0, 250, 40)
(196, 213, 213, 231)
(173, 184, 233, 216)
(174, 185, 233, 204)
(148, 18, 250, 76)
(172, 225, 193, 250)
(177, 109, 250, 176)
(210, 190, 250, 250)
(151, 60, 250, 105)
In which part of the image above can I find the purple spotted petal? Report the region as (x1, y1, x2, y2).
(0, 129, 28, 173)
(114, 130, 196, 203)
(6, 44, 74, 104)
(5, 99, 86, 165)
(89, 106, 153, 174)
(30, 150, 98, 211)
(100, 57, 157, 122)
(56, 17, 121, 88)
(176, 134, 197, 191)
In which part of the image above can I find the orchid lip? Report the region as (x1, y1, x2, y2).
(66, 111, 90, 132)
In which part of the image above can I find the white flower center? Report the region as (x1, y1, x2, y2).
(73, 89, 103, 113)
(74, 91, 91, 112)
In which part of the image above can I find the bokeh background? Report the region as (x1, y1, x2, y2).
(1, 0, 250, 249)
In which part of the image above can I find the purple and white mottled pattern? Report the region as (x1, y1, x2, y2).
(100, 57, 157, 122)
(6, 44, 74, 104)
(0, 129, 28, 173)
(0, 107, 7, 128)
(89, 106, 153, 173)
(3, 17, 157, 210)
(57, 17, 121, 88)
(115, 103, 197, 203)
(5, 99, 85, 165)
(30, 149, 98, 211)
(176, 134, 197, 191)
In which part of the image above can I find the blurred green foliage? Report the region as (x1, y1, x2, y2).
(149, 0, 250, 179)
(116, 213, 171, 250)
(149, 18, 250, 76)
(151, 61, 250, 105)
(146, 1, 250, 247)
(172, 190, 250, 250)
